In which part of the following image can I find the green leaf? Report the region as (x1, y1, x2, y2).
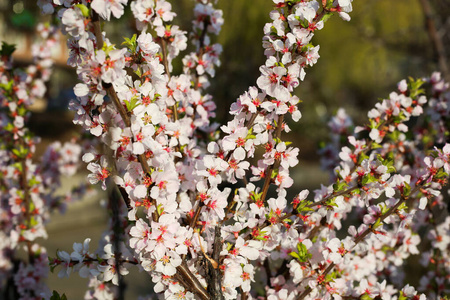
(361, 294, 373, 300)
(226, 242, 233, 251)
(297, 200, 314, 213)
(299, 19, 309, 29)
(398, 291, 407, 300)
(29, 216, 39, 227)
(12, 161, 23, 172)
(254, 230, 269, 241)
(436, 170, 448, 179)
(402, 182, 411, 196)
(324, 0, 334, 9)
(0, 42, 16, 57)
(124, 95, 140, 112)
(407, 77, 426, 98)
(29, 176, 41, 186)
(17, 105, 27, 116)
(333, 180, 348, 192)
(49, 290, 68, 300)
(0, 79, 14, 93)
(75, 4, 90, 18)
(383, 158, 396, 173)
(122, 34, 138, 52)
(321, 12, 334, 23)
(49, 263, 57, 273)
(369, 119, 377, 129)
(250, 191, 261, 202)
(101, 43, 116, 56)
(157, 204, 164, 215)
(358, 153, 369, 164)
(254, 235, 267, 241)
(12, 148, 21, 157)
(11, 10, 36, 30)
(361, 174, 377, 185)
(271, 169, 278, 179)
(134, 67, 142, 78)
(379, 203, 388, 214)
(325, 198, 338, 208)
(397, 202, 408, 211)
(372, 218, 383, 229)
(371, 142, 382, 149)
(291, 242, 312, 263)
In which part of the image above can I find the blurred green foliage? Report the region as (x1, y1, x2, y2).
(172, 0, 433, 154)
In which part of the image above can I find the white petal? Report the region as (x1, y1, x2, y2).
(133, 142, 145, 155)
(234, 147, 246, 161)
(82, 153, 95, 163)
(133, 185, 147, 198)
(419, 197, 427, 210)
(74, 83, 89, 97)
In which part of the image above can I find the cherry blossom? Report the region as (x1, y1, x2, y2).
(91, 0, 128, 21)
(9, 1, 450, 300)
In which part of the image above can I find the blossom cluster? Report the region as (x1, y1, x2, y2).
(304, 74, 450, 299)
(0, 23, 86, 299)
(2, 0, 446, 299)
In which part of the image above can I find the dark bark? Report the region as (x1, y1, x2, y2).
(206, 226, 224, 300)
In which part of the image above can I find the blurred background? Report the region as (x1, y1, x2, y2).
(0, 0, 449, 298)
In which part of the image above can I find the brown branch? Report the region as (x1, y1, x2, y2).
(101, 82, 152, 177)
(307, 185, 359, 208)
(159, 38, 178, 121)
(244, 112, 258, 129)
(206, 226, 224, 300)
(190, 200, 203, 228)
(91, 11, 157, 221)
(260, 115, 284, 203)
(110, 190, 126, 300)
(20, 157, 34, 264)
(92, 12, 104, 50)
(91, 15, 210, 298)
(176, 262, 210, 300)
(419, 0, 450, 82)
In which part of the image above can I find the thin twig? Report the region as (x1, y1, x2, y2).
(260, 115, 284, 203)
(20, 157, 34, 264)
(110, 190, 126, 300)
(160, 38, 178, 121)
(419, 0, 450, 82)
(206, 226, 224, 300)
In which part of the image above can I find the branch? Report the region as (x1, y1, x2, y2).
(419, 0, 450, 82)
(159, 38, 178, 121)
(206, 226, 224, 300)
(176, 263, 210, 300)
(260, 114, 285, 203)
(91, 11, 157, 220)
(20, 154, 34, 264)
(110, 190, 126, 300)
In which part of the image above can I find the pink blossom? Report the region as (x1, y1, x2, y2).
(130, 219, 151, 253)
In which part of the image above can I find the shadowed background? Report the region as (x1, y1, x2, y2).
(0, 0, 448, 298)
